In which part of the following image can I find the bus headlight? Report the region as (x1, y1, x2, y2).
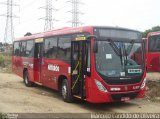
(140, 78, 147, 89)
(94, 79, 107, 92)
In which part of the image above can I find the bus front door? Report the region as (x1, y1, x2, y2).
(34, 42, 43, 83)
(71, 41, 87, 99)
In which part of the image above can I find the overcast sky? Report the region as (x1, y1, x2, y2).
(0, 0, 160, 42)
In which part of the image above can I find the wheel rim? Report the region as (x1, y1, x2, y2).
(62, 83, 67, 99)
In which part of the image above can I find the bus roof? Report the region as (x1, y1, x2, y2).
(148, 31, 160, 37)
(94, 26, 140, 33)
(15, 26, 93, 41)
(15, 26, 140, 41)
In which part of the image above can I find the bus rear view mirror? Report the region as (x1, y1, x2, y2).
(93, 42, 98, 53)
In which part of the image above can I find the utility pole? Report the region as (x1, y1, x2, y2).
(40, 0, 58, 31)
(0, 0, 19, 44)
(68, 0, 83, 27)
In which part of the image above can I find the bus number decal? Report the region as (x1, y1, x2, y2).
(128, 69, 142, 74)
(48, 64, 60, 72)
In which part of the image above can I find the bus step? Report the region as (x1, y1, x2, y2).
(73, 95, 86, 100)
(34, 82, 42, 86)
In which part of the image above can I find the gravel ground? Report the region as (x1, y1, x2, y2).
(0, 73, 160, 118)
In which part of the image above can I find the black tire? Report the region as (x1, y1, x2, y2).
(24, 71, 34, 87)
(61, 79, 73, 102)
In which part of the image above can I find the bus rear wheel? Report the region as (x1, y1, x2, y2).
(61, 79, 73, 103)
(24, 71, 34, 87)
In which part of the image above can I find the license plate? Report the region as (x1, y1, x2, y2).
(121, 97, 130, 101)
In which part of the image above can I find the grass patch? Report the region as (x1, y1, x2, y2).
(0, 53, 12, 73)
(0, 113, 2, 119)
(0, 113, 8, 119)
(0, 55, 5, 67)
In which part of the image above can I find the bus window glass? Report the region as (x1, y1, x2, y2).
(14, 42, 20, 56)
(44, 37, 58, 59)
(95, 41, 143, 77)
(97, 29, 141, 40)
(149, 35, 160, 52)
(86, 42, 91, 70)
(21, 42, 27, 56)
(26, 40, 34, 57)
(57, 35, 71, 62)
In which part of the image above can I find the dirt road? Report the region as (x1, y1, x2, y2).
(0, 73, 160, 114)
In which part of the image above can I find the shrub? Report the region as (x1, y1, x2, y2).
(0, 113, 8, 119)
(0, 55, 5, 67)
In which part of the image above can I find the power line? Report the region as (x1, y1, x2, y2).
(40, 0, 58, 31)
(19, 0, 40, 13)
(67, 0, 84, 27)
(0, 0, 19, 44)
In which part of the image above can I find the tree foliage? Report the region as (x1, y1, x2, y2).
(142, 26, 160, 38)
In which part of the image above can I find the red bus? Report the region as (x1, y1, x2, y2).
(12, 26, 146, 103)
(146, 31, 160, 72)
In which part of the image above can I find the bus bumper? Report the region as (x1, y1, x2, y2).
(86, 88, 145, 103)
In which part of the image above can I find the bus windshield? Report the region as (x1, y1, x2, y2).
(95, 40, 144, 77)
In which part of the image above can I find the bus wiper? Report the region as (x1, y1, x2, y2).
(126, 40, 135, 56)
(107, 39, 121, 56)
(107, 39, 123, 66)
(124, 40, 135, 65)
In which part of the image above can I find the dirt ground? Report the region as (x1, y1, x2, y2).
(145, 72, 160, 102)
(0, 73, 160, 116)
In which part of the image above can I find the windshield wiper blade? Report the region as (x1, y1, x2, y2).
(107, 39, 124, 66)
(107, 38, 121, 56)
(126, 40, 135, 56)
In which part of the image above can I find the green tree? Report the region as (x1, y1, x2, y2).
(142, 26, 160, 38)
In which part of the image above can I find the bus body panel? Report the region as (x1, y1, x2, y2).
(12, 56, 34, 81)
(146, 32, 160, 72)
(12, 26, 146, 103)
(147, 52, 160, 72)
(85, 40, 146, 103)
(41, 58, 70, 90)
(86, 70, 145, 103)
(12, 56, 21, 76)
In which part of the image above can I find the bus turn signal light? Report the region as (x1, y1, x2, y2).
(140, 78, 147, 89)
(94, 79, 107, 93)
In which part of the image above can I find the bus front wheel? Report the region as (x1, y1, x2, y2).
(61, 79, 73, 103)
(24, 71, 34, 87)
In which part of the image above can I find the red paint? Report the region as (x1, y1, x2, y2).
(12, 26, 146, 103)
(146, 32, 160, 72)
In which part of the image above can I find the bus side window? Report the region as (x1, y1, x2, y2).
(86, 41, 91, 73)
(34, 43, 40, 58)
(57, 35, 71, 63)
(155, 39, 160, 51)
(44, 37, 58, 59)
(26, 40, 34, 57)
(149, 36, 160, 52)
(13, 42, 21, 56)
(21, 41, 27, 57)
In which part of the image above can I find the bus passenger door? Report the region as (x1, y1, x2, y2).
(71, 40, 87, 99)
(34, 42, 43, 83)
